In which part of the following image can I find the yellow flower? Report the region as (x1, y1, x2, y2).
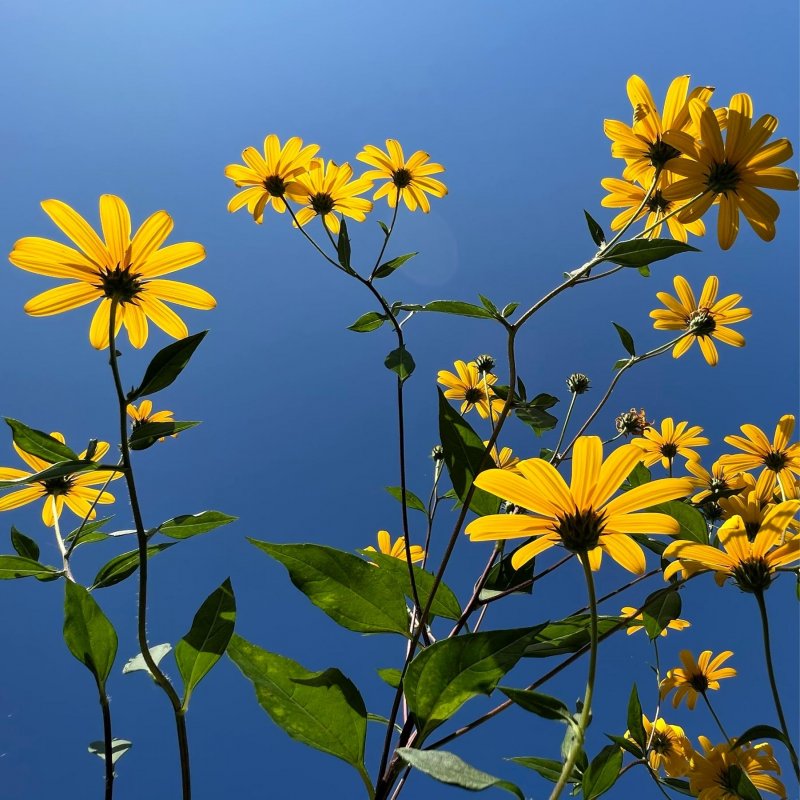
(650, 275, 751, 366)
(686, 458, 746, 505)
(0, 434, 119, 527)
(9, 196, 215, 349)
(465, 437, 693, 573)
(127, 400, 177, 442)
(356, 140, 447, 212)
(633, 417, 709, 471)
(660, 649, 736, 710)
(627, 715, 692, 777)
(688, 736, 786, 800)
(289, 159, 373, 234)
(600, 175, 705, 242)
(620, 606, 691, 637)
(437, 360, 504, 420)
(663, 94, 799, 250)
(604, 74, 716, 185)
(224, 134, 320, 223)
(720, 415, 800, 500)
(364, 530, 425, 564)
(484, 441, 520, 473)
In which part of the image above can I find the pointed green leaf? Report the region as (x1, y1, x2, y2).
(500, 687, 574, 724)
(582, 744, 623, 799)
(91, 543, 174, 590)
(606, 733, 644, 758)
(63, 581, 117, 689)
(336, 218, 352, 270)
(384, 486, 427, 513)
(128, 331, 208, 401)
(510, 756, 579, 784)
(377, 667, 402, 688)
(501, 302, 519, 318)
(727, 765, 763, 800)
(88, 739, 132, 765)
(732, 724, 794, 756)
(384, 346, 415, 381)
(626, 684, 646, 749)
(651, 500, 708, 544)
(612, 323, 636, 357)
(600, 239, 699, 268)
(378, 220, 390, 236)
(122, 643, 172, 677)
(128, 420, 200, 450)
(479, 551, 535, 601)
(0, 555, 60, 580)
(584, 210, 606, 247)
(374, 252, 417, 279)
(348, 311, 386, 333)
(624, 463, 651, 490)
(421, 300, 495, 319)
(10, 527, 39, 561)
(641, 588, 681, 639)
(523, 615, 622, 657)
(662, 778, 695, 796)
(0, 460, 99, 490)
(4, 418, 79, 462)
(158, 511, 236, 540)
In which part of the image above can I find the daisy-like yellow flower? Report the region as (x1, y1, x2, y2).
(484, 441, 520, 473)
(364, 530, 425, 564)
(604, 74, 716, 185)
(9, 196, 214, 349)
(633, 417, 709, 471)
(127, 400, 177, 442)
(650, 275, 750, 367)
(289, 159, 373, 235)
(0, 434, 119, 527)
(437, 360, 505, 420)
(686, 458, 746, 505)
(600, 176, 705, 242)
(663, 94, 799, 250)
(224, 134, 320, 223)
(627, 715, 692, 777)
(660, 649, 736, 710)
(356, 140, 446, 213)
(620, 606, 691, 637)
(688, 736, 786, 800)
(720, 415, 800, 500)
(465, 437, 693, 573)
(664, 511, 800, 591)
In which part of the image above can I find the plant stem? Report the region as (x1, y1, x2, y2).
(551, 392, 577, 463)
(51, 499, 74, 581)
(99, 689, 114, 800)
(701, 693, 731, 742)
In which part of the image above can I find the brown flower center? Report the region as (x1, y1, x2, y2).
(688, 672, 709, 692)
(646, 190, 671, 213)
(651, 732, 673, 755)
(392, 167, 412, 188)
(732, 556, 773, 593)
(707, 160, 741, 194)
(42, 476, 73, 497)
(97, 265, 143, 303)
(310, 192, 335, 215)
(647, 138, 681, 169)
(660, 443, 678, 459)
(554, 508, 606, 552)
(463, 387, 485, 404)
(263, 175, 287, 196)
(763, 450, 787, 471)
(688, 308, 716, 336)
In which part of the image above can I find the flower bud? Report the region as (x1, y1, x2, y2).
(566, 373, 591, 394)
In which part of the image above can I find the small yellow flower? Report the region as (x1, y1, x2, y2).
(650, 275, 751, 366)
(660, 649, 736, 710)
(633, 417, 709, 471)
(626, 715, 692, 777)
(686, 458, 746, 505)
(620, 606, 690, 637)
(484, 441, 520, 473)
(127, 400, 177, 442)
(364, 530, 425, 564)
(356, 140, 446, 212)
(437, 360, 504, 420)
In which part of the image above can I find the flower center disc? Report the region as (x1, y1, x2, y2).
(310, 192, 335, 214)
(555, 508, 605, 552)
(688, 308, 716, 336)
(263, 175, 286, 196)
(392, 167, 412, 188)
(98, 265, 142, 303)
(707, 160, 741, 194)
(647, 138, 681, 169)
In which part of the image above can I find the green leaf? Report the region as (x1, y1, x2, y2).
(128, 420, 200, 450)
(421, 300, 495, 319)
(501, 302, 519, 318)
(227, 635, 371, 793)
(479, 551, 535, 601)
(0, 459, 99, 490)
(158, 511, 236, 540)
(584, 210, 606, 247)
(336, 217, 351, 270)
(582, 744, 623, 800)
(65, 517, 112, 549)
(638, 265, 651, 277)
(0, 555, 60, 580)
(122, 643, 172, 678)
(396, 748, 524, 798)
(348, 311, 386, 333)
(374, 252, 417, 279)
(10, 527, 39, 561)
(91, 543, 174, 590)
(624, 463, 651, 490)
(176, 578, 236, 708)
(600, 239, 699, 268)
(437, 389, 500, 517)
(510, 756, 579, 784)
(652, 500, 708, 544)
(250, 540, 410, 636)
(641, 587, 681, 639)
(492, 390, 560, 436)
(626, 684, 646, 749)
(727, 765, 763, 800)
(128, 331, 208, 401)
(378, 220, 390, 236)
(63, 581, 117, 689)
(732, 724, 795, 756)
(404, 625, 547, 740)
(377, 667, 402, 689)
(612, 358, 630, 371)
(478, 294, 499, 314)
(606, 733, 643, 758)
(88, 739, 132, 765)
(612, 323, 636, 356)
(523, 615, 621, 657)
(4, 418, 79, 462)
(662, 778, 695, 796)
(500, 687, 573, 725)
(384, 486, 427, 513)
(384, 346, 415, 381)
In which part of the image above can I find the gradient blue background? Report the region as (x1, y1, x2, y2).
(0, 1, 797, 798)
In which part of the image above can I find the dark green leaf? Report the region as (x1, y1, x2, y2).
(606, 734, 643, 758)
(612, 323, 636, 357)
(600, 239, 699, 268)
(0, 555, 60, 580)
(378, 220, 390, 236)
(626, 684, 646, 748)
(612, 359, 630, 371)
(336, 218, 351, 270)
(493, 391, 560, 436)
(652, 500, 708, 544)
(128, 331, 208, 401)
(728, 765, 763, 800)
(582, 744, 623, 800)
(348, 311, 386, 333)
(437, 389, 500, 517)
(63, 581, 117, 689)
(384, 486, 427, 513)
(501, 302, 519, 318)
(584, 210, 606, 247)
(510, 756, 579, 784)
(732, 724, 794, 756)
(227, 635, 371, 791)
(384, 346, 415, 381)
(250, 541, 410, 636)
(10, 527, 39, 561)
(479, 551, 535, 601)
(404, 626, 547, 740)
(397, 749, 523, 798)
(523, 615, 621, 657)
(128, 420, 200, 450)
(377, 667, 402, 689)
(374, 252, 417, 279)
(478, 294, 499, 314)
(624, 463, 651, 490)
(91, 544, 174, 590)
(421, 300, 495, 319)
(0, 459, 99, 490)
(88, 739, 132, 765)
(176, 578, 236, 707)
(641, 588, 681, 639)
(663, 778, 695, 796)
(122, 643, 172, 677)
(4, 418, 78, 462)
(158, 511, 236, 540)
(65, 517, 112, 549)
(500, 687, 573, 724)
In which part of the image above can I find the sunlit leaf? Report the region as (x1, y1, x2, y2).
(91, 544, 174, 590)
(63, 581, 117, 689)
(158, 511, 236, 540)
(128, 331, 208, 401)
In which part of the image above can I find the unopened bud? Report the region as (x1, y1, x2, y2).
(566, 373, 591, 394)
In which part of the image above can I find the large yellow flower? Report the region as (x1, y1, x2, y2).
(628, 715, 692, 777)
(437, 360, 504, 420)
(364, 530, 425, 564)
(9, 196, 214, 349)
(660, 649, 736, 710)
(663, 95, 799, 250)
(356, 140, 447, 212)
(465, 437, 693, 573)
(650, 275, 750, 367)
(0, 434, 119, 526)
(633, 417, 709, 471)
(224, 134, 320, 223)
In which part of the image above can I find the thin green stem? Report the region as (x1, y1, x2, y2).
(635, 190, 710, 239)
(51, 499, 74, 581)
(64, 459, 122, 560)
(701, 693, 731, 742)
(551, 392, 577, 462)
(99, 689, 114, 800)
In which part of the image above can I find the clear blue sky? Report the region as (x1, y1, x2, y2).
(0, 1, 797, 798)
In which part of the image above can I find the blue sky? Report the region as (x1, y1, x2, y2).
(0, 1, 797, 798)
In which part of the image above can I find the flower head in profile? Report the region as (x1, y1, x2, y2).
(9, 196, 215, 349)
(663, 94, 799, 249)
(626, 715, 692, 777)
(660, 649, 735, 710)
(437, 360, 505, 420)
(633, 417, 709, 471)
(484, 441, 520, 473)
(686, 458, 746, 505)
(356, 140, 447, 212)
(127, 400, 177, 442)
(650, 275, 750, 366)
(364, 530, 425, 565)
(289, 159, 373, 234)
(688, 736, 786, 800)
(621, 606, 691, 637)
(224, 135, 320, 223)
(616, 408, 653, 438)
(0, 434, 119, 526)
(465, 437, 693, 573)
